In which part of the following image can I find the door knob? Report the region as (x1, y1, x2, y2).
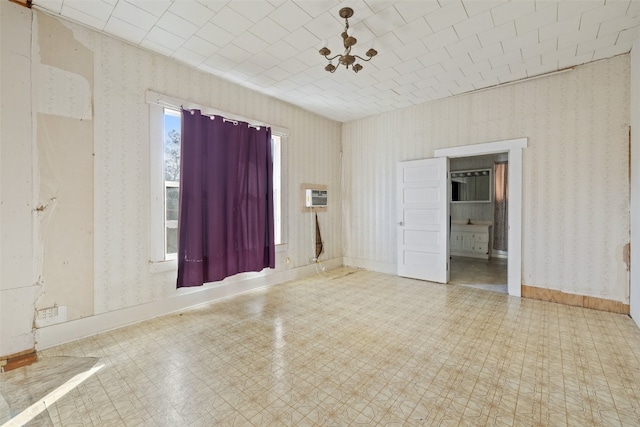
(398, 221, 404, 226)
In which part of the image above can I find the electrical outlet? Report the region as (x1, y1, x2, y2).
(35, 306, 67, 328)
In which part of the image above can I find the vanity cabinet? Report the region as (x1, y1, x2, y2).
(450, 223, 491, 259)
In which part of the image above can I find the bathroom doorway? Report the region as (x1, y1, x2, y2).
(434, 138, 526, 297)
(449, 153, 508, 293)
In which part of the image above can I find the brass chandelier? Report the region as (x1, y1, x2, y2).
(319, 7, 378, 73)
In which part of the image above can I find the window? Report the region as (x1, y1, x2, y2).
(163, 108, 181, 259)
(153, 104, 286, 264)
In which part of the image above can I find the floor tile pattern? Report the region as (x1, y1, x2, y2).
(4, 268, 640, 426)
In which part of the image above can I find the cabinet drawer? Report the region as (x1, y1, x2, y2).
(475, 234, 489, 243)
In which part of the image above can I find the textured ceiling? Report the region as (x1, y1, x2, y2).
(32, 0, 640, 122)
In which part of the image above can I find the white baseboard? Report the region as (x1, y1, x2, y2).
(343, 257, 396, 275)
(35, 258, 343, 350)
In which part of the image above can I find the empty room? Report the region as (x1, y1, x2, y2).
(2, 0, 640, 425)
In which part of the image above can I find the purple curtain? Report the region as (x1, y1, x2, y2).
(177, 109, 275, 288)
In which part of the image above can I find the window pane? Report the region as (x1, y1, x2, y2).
(166, 186, 179, 221)
(166, 225, 178, 255)
(166, 186, 179, 255)
(164, 109, 181, 182)
(272, 135, 282, 245)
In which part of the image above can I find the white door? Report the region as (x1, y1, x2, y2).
(397, 157, 449, 283)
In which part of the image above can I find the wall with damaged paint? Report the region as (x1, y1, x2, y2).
(34, 13, 95, 321)
(1, 4, 342, 354)
(0, 1, 39, 358)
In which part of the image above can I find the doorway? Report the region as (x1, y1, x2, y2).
(435, 138, 526, 297)
(448, 153, 508, 293)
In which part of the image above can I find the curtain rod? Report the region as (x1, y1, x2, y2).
(145, 90, 268, 129)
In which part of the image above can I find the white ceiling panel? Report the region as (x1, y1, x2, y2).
(32, 0, 640, 122)
(227, 1, 276, 23)
(111, 1, 157, 31)
(169, 1, 215, 27)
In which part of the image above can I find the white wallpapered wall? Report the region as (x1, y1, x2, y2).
(343, 55, 630, 303)
(33, 11, 342, 317)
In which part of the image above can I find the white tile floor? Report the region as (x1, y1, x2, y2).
(2, 267, 640, 426)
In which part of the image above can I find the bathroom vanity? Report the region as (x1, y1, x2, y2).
(450, 222, 492, 259)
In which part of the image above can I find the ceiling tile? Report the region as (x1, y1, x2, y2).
(469, 42, 503, 62)
(394, 39, 429, 61)
(172, 47, 207, 67)
(156, 12, 199, 40)
(370, 51, 403, 70)
(228, 1, 276, 23)
(501, 30, 538, 53)
(250, 17, 289, 44)
(268, 1, 313, 31)
(196, 22, 235, 48)
(477, 21, 516, 47)
(393, 1, 441, 21)
(598, 14, 640, 37)
(293, 0, 337, 18)
(264, 40, 299, 61)
(490, 1, 535, 26)
(112, 1, 157, 32)
(262, 67, 292, 84)
(460, 59, 491, 76)
(445, 35, 481, 57)
(593, 40, 633, 60)
(542, 44, 577, 64)
(539, 15, 580, 40)
(489, 49, 523, 68)
(577, 33, 618, 55)
(557, 0, 603, 21)
(169, 1, 215, 27)
(282, 27, 320, 51)
(144, 26, 186, 52)
(202, 54, 244, 73)
(424, 1, 469, 33)
(103, 17, 147, 44)
(247, 51, 283, 69)
(233, 31, 270, 55)
(140, 38, 174, 57)
(217, 43, 253, 63)
(182, 36, 220, 58)
(393, 18, 433, 45)
(419, 48, 452, 67)
(371, 67, 401, 82)
(304, 11, 344, 40)
(558, 25, 599, 48)
(453, 11, 494, 40)
(441, 53, 473, 71)
(63, 0, 113, 22)
(363, 6, 407, 37)
(461, 0, 506, 17)
(393, 71, 423, 85)
(559, 51, 594, 67)
(581, 0, 631, 28)
(508, 56, 540, 75)
(60, 3, 108, 30)
(423, 26, 460, 51)
(437, 68, 464, 83)
(129, 0, 172, 17)
(521, 38, 557, 59)
(392, 57, 424, 74)
(515, 4, 557, 34)
(279, 57, 309, 74)
(211, 7, 254, 36)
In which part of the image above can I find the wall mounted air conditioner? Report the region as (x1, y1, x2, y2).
(305, 189, 327, 207)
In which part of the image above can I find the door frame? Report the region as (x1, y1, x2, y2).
(435, 138, 527, 297)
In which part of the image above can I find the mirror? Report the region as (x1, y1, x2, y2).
(451, 169, 492, 203)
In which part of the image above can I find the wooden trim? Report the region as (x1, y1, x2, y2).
(522, 285, 630, 314)
(9, 0, 31, 8)
(1, 349, 37, 372)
